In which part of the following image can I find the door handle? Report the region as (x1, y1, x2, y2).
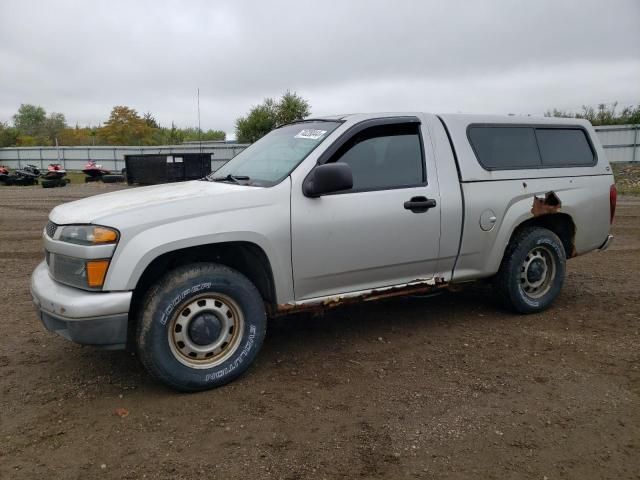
(404, 196, 437, 213)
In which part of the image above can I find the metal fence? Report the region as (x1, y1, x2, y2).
(594, 124, 640, 163)
(0, 144, 249, 171)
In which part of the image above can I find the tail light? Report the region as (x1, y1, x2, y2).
(610, 184, 617, 224)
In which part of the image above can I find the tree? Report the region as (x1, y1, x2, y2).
(545, 102, 640, 126)
(276, 90, 311, 125)
(58, 126, 96, 146)
(43, 112, 67, 141)
(143, 111, 160, 129)
(235, 102, 277, 143)
(0, 122, 19, 147)
(235, 91, 311, 143)
(2, 104, 228, 146)
(13, 104, 47, 136)
(181, 127, 226, 142)
(98, 106, 154, 145)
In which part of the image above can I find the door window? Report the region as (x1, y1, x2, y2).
(328, 123, 425, 191)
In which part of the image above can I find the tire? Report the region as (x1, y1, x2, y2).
(41, 179, 56, 188)
(495, 227, 566, 314)
(136, 263, 267, 392)
(102, 174, 124, 183)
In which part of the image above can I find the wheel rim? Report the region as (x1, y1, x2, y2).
(168, 293, 244, 369)
(519, 245, 556, 299)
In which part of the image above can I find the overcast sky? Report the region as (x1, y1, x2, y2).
(1, 0, 638, 138)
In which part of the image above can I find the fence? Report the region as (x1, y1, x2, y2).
(0, 144, 249, 172)
(593, 124, 640, 163)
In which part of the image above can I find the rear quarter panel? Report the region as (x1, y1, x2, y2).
(453, 174, 613, 281)
(438, 114, 613, 281)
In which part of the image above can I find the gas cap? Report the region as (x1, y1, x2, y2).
(480, 209, 497, 231)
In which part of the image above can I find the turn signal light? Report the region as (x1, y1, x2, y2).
(93, 227, 118, 243)
(86, 260, 110, 288)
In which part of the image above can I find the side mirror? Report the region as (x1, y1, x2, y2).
(303, 163, 353, 197)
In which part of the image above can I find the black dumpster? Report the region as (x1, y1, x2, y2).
(124, 153, 212, 185)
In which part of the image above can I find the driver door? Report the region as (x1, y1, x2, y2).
(290, 118, 442, 300)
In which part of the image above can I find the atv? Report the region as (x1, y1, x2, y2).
(82, 160, 111, 182)
(5, 164, 40, 186)
(41, 163, 70, 188)
(0, 165, 9, 185)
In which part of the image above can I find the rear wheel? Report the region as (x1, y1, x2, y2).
(495, 227, 566, 313)
(136, 263, 267, 391)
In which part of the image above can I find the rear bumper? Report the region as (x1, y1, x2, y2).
(30, 261, 131, 349)
(598, 234, 614, 251)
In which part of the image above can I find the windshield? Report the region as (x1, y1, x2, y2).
(209, 121, 341, 186)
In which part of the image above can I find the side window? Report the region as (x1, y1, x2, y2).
(536, 128, 595, 167)
(468, 125, 597, 170)
(468, 126, 541, 170)
(329, 123, 424, 191)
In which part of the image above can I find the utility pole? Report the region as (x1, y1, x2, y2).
(197, 88, 202, 154)
(55, 137, 63, 168)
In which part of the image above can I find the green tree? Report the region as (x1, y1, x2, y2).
(42, 112, 67, 141)
(13, 103, 46, 136)
(275, 90, 311, 125)
(143, 111, 160, 129)
(0, 122, 19, 147)
(545, 102, 640, 126)
(235, 91, 311, 143)
(181, 127, 226, 142)
(166, 121, 184, 144)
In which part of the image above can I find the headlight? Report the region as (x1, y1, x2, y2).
(58, 225, 119, 245)
(51, 254, 110, 289)
(48, 224, 119, 290)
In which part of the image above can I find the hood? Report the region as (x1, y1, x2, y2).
(49, 180, 260, 225)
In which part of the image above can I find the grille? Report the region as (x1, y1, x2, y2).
(45, 221, 58, 238)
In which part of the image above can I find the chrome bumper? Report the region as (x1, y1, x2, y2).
(598, 234, 614, 251)
(30, 261, 132, 349)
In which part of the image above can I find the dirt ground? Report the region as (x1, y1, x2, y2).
(0, 183, 638, 480)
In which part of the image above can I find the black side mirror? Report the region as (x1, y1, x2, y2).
(303, 163, 353, 197)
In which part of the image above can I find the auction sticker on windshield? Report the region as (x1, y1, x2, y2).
(295, 129, 327, 140)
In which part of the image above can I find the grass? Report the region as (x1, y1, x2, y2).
(612, 163, 640, 196)
(65, 171, 89, 184)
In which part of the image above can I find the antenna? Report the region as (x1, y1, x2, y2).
(197, 87, 202, 153)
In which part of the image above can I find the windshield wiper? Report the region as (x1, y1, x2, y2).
(211, 174, 250, 184)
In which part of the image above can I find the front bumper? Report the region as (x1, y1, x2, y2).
(30, 261, 132, 349)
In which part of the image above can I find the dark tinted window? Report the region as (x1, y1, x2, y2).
(536, 128, 595, 166)
(330, 123, 424, 191)
(468, 126, 541, 169)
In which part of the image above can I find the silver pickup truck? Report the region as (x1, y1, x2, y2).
(31, 113, 616, 391)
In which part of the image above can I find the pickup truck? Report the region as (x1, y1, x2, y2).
(31, 113, 616, 391)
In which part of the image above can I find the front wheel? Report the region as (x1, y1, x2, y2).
(495, 227, 566, 314)
(136, 263, 267, 391)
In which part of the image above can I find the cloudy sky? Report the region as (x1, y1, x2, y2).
(1, 0, 638, 138)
